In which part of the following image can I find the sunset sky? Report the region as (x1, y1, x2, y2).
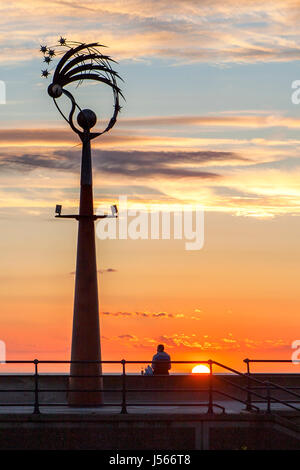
(1, 0, 300, 373)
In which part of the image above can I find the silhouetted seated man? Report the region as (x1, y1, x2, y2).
(152, 344, 171, 375)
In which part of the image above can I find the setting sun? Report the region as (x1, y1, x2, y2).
(192, 365, 210, 374)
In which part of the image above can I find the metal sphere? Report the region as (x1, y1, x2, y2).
(77, 109, 97, 130)
(48, 83, 63, 98)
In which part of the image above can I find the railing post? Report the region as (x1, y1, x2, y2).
(121, 359, 127, 414)
(266, 382, 271, 413)
(33, 359, 40, 415)
(207, 360, 214, 414)
(244, 358, 252, 411)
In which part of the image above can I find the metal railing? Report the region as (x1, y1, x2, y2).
(0, 359, 299, 419)
(244, 358, 300, 416)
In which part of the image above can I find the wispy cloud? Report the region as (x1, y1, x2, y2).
(120, 114, 300, 129)
(99, 268, 118, 274)
(2, 1, 300, 64)
(102, 310, 184, 319)
(106, 330, 292, 352)
(0, 147, 224, 179)
(1, 142, 300, 217)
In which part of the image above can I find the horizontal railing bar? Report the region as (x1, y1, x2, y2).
(0, 375, 123, 379)
(245, 359, 300, 363)
(34, 388, 211, 393)
(0, 360, 211, 364)
(0, 402, 224, 409)
(122, 388, 210, 392)
(7, 385, 299, 393)
(0, 375, 36, 378)
(54, 374, 212, 378)
(38, 389, 117, 393)
(0, 361, 113, 365)
(35, 389, 211, 393)
(10, 402, 216, 408)
(113, 402, 211, 407)
(119, 402, 226, 412)
(0, 404, 37, 406)
(116, 361, 210, 364)
(0, 375, 209, 380)
(37, 361, 122, 364)
(2, 358, 298, 365)
(37, 390, 117, 393)
(58, 374, 186, 378)
(0, 403, 122, 407)
(6, 385, 300, 397)
(37, 403, 122, 407)
(0, 361, 36, 364)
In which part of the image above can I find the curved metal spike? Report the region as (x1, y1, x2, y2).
(53, 42, 100, 80)
(60, 73, 125, 99)
(55, 53, 115, 81)
(88, 48, 118, 63)
(63, 64, 121, 81)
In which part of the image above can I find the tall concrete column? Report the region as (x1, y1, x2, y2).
(68, 126, 103, 406)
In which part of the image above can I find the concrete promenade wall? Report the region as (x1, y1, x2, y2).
(0, 374, 299, 449)
(0, 413, 299, 450)
(0, 373, 299, 405)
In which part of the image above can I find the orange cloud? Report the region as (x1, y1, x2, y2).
(1, 1, 300, 65)
(119, 114, 300, 129)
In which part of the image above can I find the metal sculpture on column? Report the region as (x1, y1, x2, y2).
(40, 38, 123, 405)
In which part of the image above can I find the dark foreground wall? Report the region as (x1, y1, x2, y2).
(0, 373, 299, 450)
(0, 413, 299, 450)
